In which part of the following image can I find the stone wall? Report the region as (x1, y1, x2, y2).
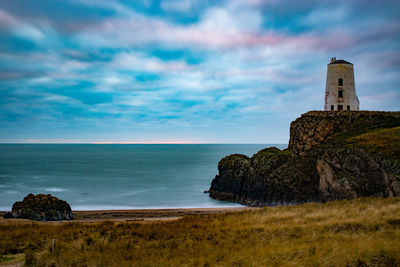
(288, 111, 400, 156)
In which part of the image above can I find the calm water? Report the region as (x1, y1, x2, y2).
(0, 144, 286, 210)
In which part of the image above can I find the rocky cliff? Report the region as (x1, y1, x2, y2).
(289, 111, 400, 155)
(209, 111, 400, 206)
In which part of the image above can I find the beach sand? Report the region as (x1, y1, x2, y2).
(0, 207, 252, 223)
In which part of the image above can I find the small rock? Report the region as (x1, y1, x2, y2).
(3, 211, 14, 219)
(11, 193, 74, 221)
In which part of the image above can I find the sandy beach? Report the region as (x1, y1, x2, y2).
(0, 207, 251, 223)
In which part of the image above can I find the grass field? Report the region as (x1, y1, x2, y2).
(1, 197, 400, 266)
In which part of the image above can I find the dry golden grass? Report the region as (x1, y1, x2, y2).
(1, 197, 400, 266)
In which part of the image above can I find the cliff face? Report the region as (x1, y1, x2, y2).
(289, 111, 400, 155)
(209, 111, 400, 206)
(209, 148, 320, 206)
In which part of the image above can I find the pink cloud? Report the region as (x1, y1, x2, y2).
(88, 18, 321, 50)
(92, 140, 200, 144)
(0, 8, 17, 28)
(76, 7, 322, 50)
(75, 1, 400, 55)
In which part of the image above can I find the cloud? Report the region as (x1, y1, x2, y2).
(0, 8, 17, 27)
(73, 3, 322, 50)
(0, 0, 399, 143)
(160, 0, 195, 13)
(0, 8, 46, 42)
(112, 51, 191, 72)
(72, 0, 399, 55)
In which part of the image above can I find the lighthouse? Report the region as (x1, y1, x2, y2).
(324, 57, 359, 111)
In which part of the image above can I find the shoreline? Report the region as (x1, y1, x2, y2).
(0, 206, 252, 223)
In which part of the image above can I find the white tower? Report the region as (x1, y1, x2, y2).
(324, 57, 359, 111)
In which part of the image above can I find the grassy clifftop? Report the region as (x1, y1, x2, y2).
(347, 126, 400, 161)
(1, 197, 400, 266)
(289, 111, 400, 155)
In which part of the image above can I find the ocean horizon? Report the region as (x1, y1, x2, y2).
(0, 144, 286, 211)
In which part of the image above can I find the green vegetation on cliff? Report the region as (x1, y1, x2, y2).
(347, 126, 400, 161)
(1, 197, 400, 266)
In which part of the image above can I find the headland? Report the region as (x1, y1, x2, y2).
(209, 111, 400, 206)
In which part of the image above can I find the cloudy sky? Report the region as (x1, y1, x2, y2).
(0, 0, 399, 144)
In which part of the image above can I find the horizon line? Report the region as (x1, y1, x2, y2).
(0, 142, 288, 145)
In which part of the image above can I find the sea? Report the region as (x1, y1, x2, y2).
(0, 144, 286, 211)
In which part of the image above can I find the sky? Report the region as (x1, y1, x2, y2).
(0, 0, 399, 144)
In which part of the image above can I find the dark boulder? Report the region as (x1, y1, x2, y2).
(3, 212, 14, 219)
(11, 194, 73, 221)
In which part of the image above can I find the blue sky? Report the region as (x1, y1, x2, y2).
(0, 0, 399, 143)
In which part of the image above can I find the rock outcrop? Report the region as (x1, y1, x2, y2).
(10, 194, 73, 221)
(209, 111, 400, 206)
(289, 111, 400, 155)
(209, 148, 320, 206)
(316, 147, 400, 201)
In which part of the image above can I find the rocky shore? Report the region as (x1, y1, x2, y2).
(1, 207, 249, 223)
(209, 111, 400, 206)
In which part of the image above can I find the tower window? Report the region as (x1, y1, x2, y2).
(338, 78, 343, 86)
(347, 105, 350, 111)
(331, 105, 334, 111)
(338, 90, 343, 98)
(338, 105, 343, 111)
